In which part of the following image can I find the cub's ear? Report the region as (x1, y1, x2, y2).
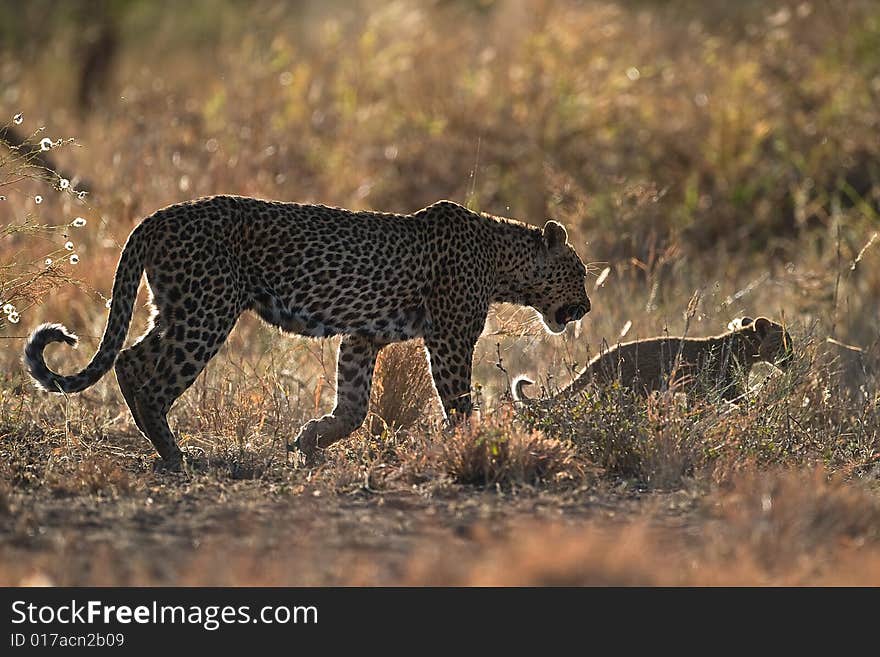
(542, 220, 568, 252)
(727, 316, 753, 331)
(753, 317, 772, 338)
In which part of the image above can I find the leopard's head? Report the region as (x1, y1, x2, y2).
(732, 316, 794, 368)
(525, 221, 591, 334)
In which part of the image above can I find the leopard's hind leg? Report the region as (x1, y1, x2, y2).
(116, 296, 241, 467)
(115, 329, 161, 438)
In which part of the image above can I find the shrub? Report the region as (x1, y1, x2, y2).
(0, 114, 86, 333)
(431, 411, 584, 488)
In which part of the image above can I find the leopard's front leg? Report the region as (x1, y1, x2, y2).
(294, 335, 382, 457)
(424, 332, 478, 423)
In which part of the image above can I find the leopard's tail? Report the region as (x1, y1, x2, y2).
(24, 224, 149, 394)
(511, 376, 535, 402)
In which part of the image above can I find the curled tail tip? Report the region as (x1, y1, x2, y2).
(511, 376, 535, 402)
(30, 322, 79, 347)
(24, 323, 79, 392)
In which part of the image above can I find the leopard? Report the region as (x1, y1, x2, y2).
(24, 195, 591, 467)
(513, 316, 793, 403)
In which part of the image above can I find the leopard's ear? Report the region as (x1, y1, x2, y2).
(543, 220, 568, 252)
(753, 316, 772, 338)
(727, 317, 753, 331)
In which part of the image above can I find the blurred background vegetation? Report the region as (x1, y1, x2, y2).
(4, 1, 880, 587)
(2, 0, 880, 400)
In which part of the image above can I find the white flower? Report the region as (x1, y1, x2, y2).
(64, 241, 74, 250)
(77, 191, 88, 200)
(39, 137, 53, 151)
(69, 254, 80, 264)
(59, 178, 70, 189)
(71, 217, 87, 227)
(105, 299, 112, 309)
(34, 195, 43, 204)
(2, 303, 14, 314)
(7, 311, 20, 324)
(45, 258, 53, 266)
(12, 113, 23, 125)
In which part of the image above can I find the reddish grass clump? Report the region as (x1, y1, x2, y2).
(433, 411, 584, 488)
(44, 456, 134, 497)
(368, 340, 436, 435)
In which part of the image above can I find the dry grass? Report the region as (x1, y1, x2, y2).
(42, 456, 134, 497)
(1, 0, 880, 586)
(425, 412, 585, 488)
(518, 385, 709, 488)
(368, 340, 436, 435)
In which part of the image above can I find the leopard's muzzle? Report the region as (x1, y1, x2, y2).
(555, 301, 591, 326)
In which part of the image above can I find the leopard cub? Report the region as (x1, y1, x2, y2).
(514, 316, 793, 403)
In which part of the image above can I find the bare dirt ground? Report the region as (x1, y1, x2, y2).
(3, 419, 879, 586)
(0, 429, 666, 586)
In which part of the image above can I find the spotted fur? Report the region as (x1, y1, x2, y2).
(514, 316, 793, 403)
(25, 195, 590, 465)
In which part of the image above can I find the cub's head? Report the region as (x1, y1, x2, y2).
(526, 221, 591, 334)
(730, 316, 794, 368)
